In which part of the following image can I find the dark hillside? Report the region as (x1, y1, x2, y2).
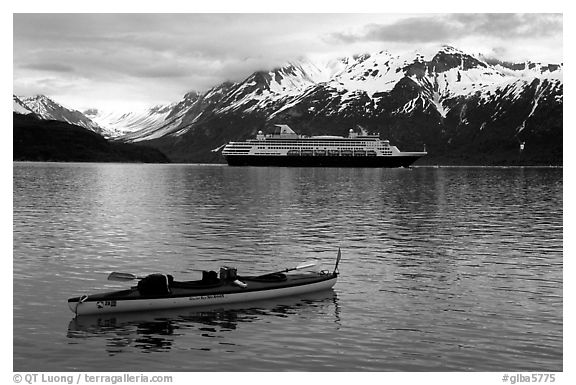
(13, 113, 170, 163)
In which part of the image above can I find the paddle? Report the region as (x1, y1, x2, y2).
(108, 261, 317, 282)
(271, 262, 317, 275)
(107, 272, 145, 281)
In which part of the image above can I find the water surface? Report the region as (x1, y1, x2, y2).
(13, 163, 563, 371)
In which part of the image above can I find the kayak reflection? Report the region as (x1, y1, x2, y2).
(67, 289, 340, 355)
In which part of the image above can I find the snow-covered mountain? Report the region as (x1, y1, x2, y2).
(204, 45, 562, 120)
(14, 45, 562, 165)
(13, 95, 34, 115)
(17, 95, 105, 135)
(105, 45, 561, 151)
(131, 45, 561, 164)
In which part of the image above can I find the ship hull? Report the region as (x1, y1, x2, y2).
(224, 154, 423, 168)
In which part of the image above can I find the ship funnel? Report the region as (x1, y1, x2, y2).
(276, 124, 296, 135)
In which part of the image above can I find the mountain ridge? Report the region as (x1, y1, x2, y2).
(14, 45, 563, 165)
(13, 113, 170, 163)
(81, 45, 562, 141)
(18, 94, 107, 136)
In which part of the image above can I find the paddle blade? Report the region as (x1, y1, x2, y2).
(107, 272, 139, 281)
(333, 248, 341, 274)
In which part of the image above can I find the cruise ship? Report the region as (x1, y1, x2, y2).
(221, 125, 427, 167)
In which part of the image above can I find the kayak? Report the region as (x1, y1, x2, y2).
(68, 250, 341, 317)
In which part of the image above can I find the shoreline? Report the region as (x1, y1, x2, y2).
(12, 160, 563, 169)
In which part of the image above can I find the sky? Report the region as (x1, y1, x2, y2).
(12, 8, 564, 112)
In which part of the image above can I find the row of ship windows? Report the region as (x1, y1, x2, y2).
(255, 146, 388, 150)
(242, 152, 396, 156)
(263, 150, 394, 155)
(252, 140, 384, 145)
(232, 143, 386, 146)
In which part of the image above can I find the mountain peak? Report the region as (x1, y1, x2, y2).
(183, 90, 201, 100)
(23, 94, 60, 105)
(19, 94, 103, 135)
(439, 44, 464, 54)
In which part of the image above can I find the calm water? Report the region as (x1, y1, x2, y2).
(13, 163, 563, 371)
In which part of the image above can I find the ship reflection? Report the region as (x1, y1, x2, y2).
(67, 290, 340, 355)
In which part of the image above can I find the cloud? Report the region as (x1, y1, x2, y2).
(22, 63, 75, 73)
(13, 13, 563, 111)
(13, 14, 301, 87)
(450, 13, 562, 38)
(332, 16, 459, 43)
(330, 13, 562, 43)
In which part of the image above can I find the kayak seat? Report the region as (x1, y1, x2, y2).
(241, 273, 287, 282)
(168, 271, 222, 289)
(202, 270, 219, 284)
(137, 273, 173, 297)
